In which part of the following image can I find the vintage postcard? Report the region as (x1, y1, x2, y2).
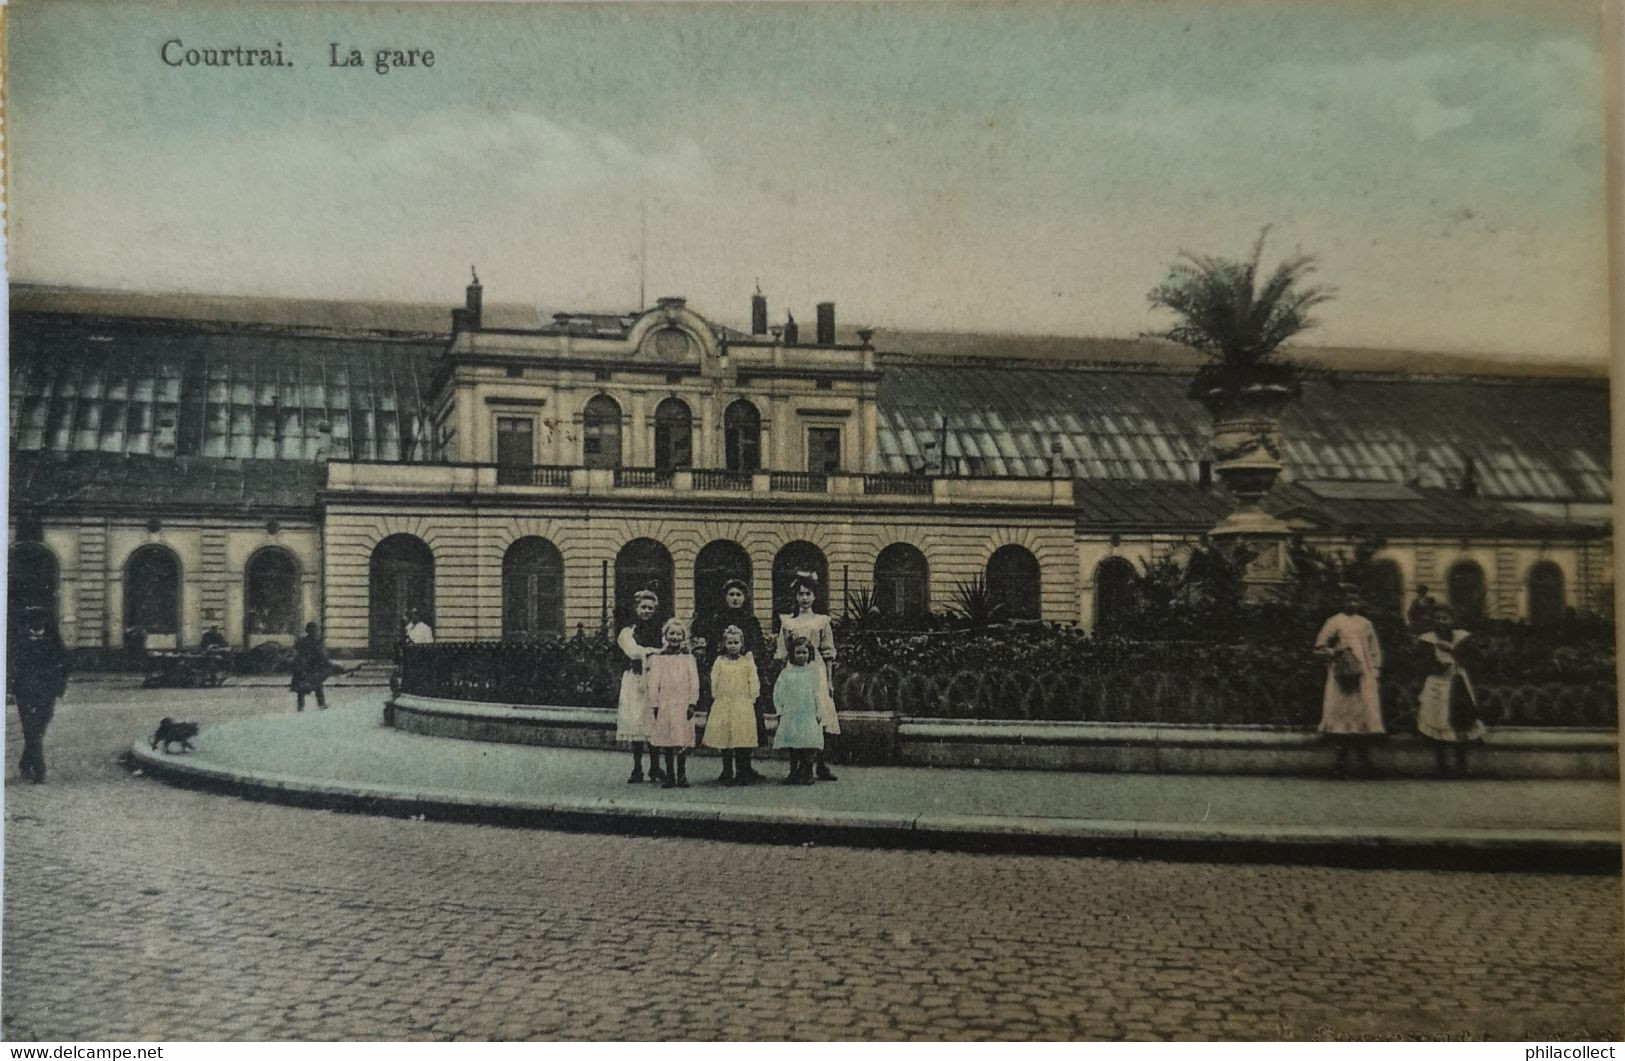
(3, 0, 1619, 1045)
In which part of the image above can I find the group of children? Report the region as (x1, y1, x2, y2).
(615, 574, 841, 789)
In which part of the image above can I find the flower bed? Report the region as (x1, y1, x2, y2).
(397, 623, 1617, 729)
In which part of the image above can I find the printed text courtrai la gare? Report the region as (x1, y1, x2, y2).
(160, 40, 436, 74)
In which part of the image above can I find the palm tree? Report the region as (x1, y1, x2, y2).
(1146, 227, 1334, 410)
(1146, 228, 1336, 596)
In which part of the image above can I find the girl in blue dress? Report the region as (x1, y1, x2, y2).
(772, 636, 825, 785)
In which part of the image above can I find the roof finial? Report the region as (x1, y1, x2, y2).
(470, 265, 480, 285)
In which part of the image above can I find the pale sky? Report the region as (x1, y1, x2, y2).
(8, 0, 1612, 361)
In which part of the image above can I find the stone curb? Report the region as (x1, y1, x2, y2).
(124, 741, 1622, 874)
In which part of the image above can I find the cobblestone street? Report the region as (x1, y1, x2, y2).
(4, 684, 1620, 1041)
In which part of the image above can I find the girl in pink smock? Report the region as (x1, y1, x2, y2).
(647, 617, 700, 789)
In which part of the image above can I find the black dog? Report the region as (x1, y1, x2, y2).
(150, 718, 199, 754)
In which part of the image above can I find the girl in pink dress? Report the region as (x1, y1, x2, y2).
(647, 617, 700, 789)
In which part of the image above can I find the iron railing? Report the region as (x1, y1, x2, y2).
(770, 472, 828, 493)
(496, 464, 575, 487)
(614, 467, 676, 488)
(863, 473, 933, 496)
(692, 469, 754, 491)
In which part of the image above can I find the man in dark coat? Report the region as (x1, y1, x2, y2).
(10, 607, 69, 783)
(1407, 584, 1439, 633)
(291, 622, 332, 711)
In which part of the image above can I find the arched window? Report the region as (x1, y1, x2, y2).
(773, 541, 829, 617)
(874, 544, 930, 618)
(126, 545, 181, 642)
(694, 540, 752, 621)
(987, 545, 1041, 621)
(1447, 559, 1487, 624)
(245, 548, 300, 639)
(582, 395, 622, 469)
(9, 543, 59, 630)
(1528, 561, 1566, 627)
(503, 537, 564, 639)
(1361, 559, 1404, 619)
(1093, 557, 1140, 632)
(653, 397, 693, 472)
(614, 538, 674, 628)
(724, 400, 761, 473)
(369, 534, 434, 656)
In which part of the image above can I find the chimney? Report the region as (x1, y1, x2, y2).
(1461, 455, 1478, 498)
(783, 312, 798, 346)
(453, 266, 483, 332)
(751, 285, 768, 335)
(816, 302, 835, 346)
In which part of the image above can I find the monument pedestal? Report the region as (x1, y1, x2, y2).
(1210, 506, 1292, 601)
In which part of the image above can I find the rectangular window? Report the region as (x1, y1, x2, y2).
(807, 427, 842, 474)
(496, 416, 534, 467)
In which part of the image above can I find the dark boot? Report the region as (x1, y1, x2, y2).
(814, 748, 838, 782)
(1453, 745, 1470, 778)
(628, 746, 645, 784)
(1433, 744, 1450, 778)
(1331, 742, 1350, 779)
(737, 751, 761, 784)
(783, 754, 804, 785)
(677, 753, 690, 789)
(648, 743, 666, 783)
(661, 750, 678, 789)
(719, 751, 736, 786)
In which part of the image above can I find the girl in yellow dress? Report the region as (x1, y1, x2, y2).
(702, 625, 761, 785)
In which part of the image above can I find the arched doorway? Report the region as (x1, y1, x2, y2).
(653, 397, 693, 472)
(987, 544, 1041, 620)
(245, 547, 300, 641)
(1361, 559, 1404, 619)
(126, 545, 182, 648)
(503, 537, 564, 639)
(694, 540, 752, 621)
(1093, 557, 1139, 632)
(724, 400, 761, 473)
(8, 543, 59, 632)
(1528, 561, 1566, 627)
(582, 395, 623, 469)
(874, 543, 930, 618)
(1447, 559, 1487, 624)
(370, 534, 434, 656)
(614, 538, 674, 628)
(773, 541, 829, 618)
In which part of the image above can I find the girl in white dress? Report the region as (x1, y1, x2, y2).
(774, 573, 840, 781)
(616, 588, 665, 784)
(1313, 586, 1385, 778)
(1415, 609, 1485, 777)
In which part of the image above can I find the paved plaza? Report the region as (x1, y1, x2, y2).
(3, 683, 1621, 1041)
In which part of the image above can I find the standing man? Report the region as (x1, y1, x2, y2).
(1407, 583, 1439, 633)
(405, 609, 435, 645)
(291, 622, 333, 711)
(10, 606, 69, 783)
